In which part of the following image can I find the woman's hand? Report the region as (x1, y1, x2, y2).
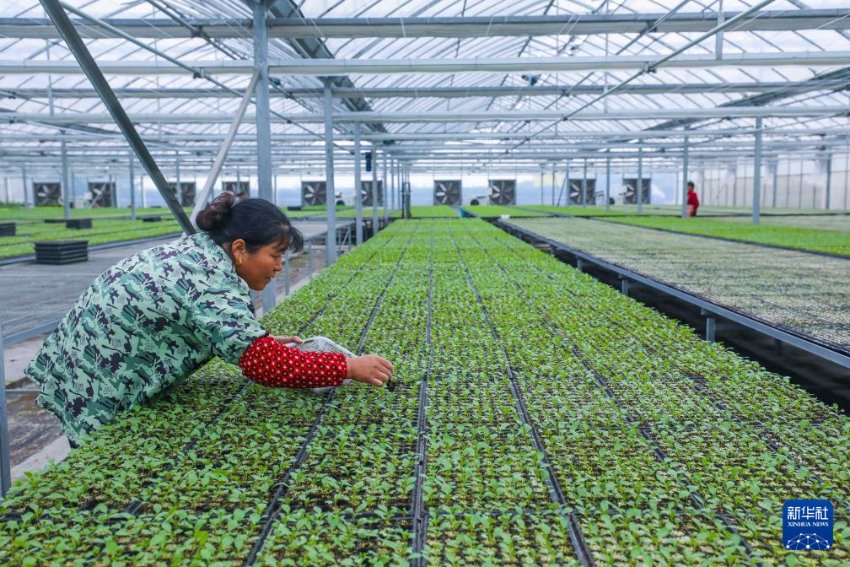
(273, 336, 303, 346)
(346, 355, 393, 387)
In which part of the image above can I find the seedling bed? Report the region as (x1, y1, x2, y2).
(3, 220, 849, 564)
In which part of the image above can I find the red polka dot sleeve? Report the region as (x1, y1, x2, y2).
(238, 336, 347, 388)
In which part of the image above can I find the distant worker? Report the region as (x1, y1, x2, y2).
(26, 193, 393, 447)
(686, 181, 700, 217)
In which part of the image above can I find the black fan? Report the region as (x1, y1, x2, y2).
(301, 181, 327, 206)
(568, 179, 595, 205)
(488, 180, 516, 205)
(361, 180, 384, 207)
(434, 180, 462, 206)
(88, 182, 114, 208)
(34, 182, 62, 206)
(622, 177, 651, 204)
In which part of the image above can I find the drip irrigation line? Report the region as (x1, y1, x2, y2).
(465, 229, 759, 553)
(451, 236, 594, 567)
(123, 379, 253, 515)
(411, 230, 434, 567)
(245, 237, 410, 566)
(489, 228, 835, 518)
(479, 233, 754, 556)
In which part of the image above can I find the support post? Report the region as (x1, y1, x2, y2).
(382, 150, 389, 222)
(769, 159, 778, 209)
(823, 154, 833, 210)
(605, 156, 611, 211)
(681, 136, 690, 218)
(253, 1, 275, 313)
(752, 116, 763, 224)
(706, 314, 716, 342)
(39, 0, 194, 233)
(307, 240, 314, 277)
(637, 149, 644, 214)
(353, 123, 363, 245)
(61, 138, 71, 220)
(564, 161, 570, 206)
(620, 277, 630, 296)
(0, 329, 11, 497)
(140, 174, 146, 208)
(22, 165, 30, 210)
(371, 142, 379, 231)
(129, 153, 136, 219)
(581, 158, 588, 207)
(323, 82, 337, 265)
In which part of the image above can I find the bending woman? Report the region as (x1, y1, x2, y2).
(26, 193, 392, 447)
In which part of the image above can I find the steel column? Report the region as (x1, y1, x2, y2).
(382, 149, 388, 222)
(60, 138, 71, 220)
(752, 116, 763, 224)
(581, 159, 588, 207)
(129, 152, 136, 219)
(353, 123, 363, 245)
(681, 136, 690, 218)
(253, 1, 276, 313)
(824, 154, 833, 210)
(0, 329, 11, 497)
(371, 142, 379, 231)
(323, 82, 337, 265)
(21, 165, 29, 210)
(637, 149, 644, 214)
(605, 156, 611, 211)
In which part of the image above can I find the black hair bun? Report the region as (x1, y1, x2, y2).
(196, 192, 236, 232)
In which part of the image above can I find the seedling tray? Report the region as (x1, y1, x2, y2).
(34, 239, 88, 264)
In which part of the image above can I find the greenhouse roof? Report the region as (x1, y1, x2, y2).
(0, 0, 849, 175)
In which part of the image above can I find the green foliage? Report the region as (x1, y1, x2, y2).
(1, 218, 848, 565)
(605, 215, 850, 256)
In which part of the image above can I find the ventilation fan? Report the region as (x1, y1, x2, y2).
(361, 180, 384, 207)
(488, 179, 516, 205)
(88, 182, 114, 208)
(34, 182, 62, 206)
(568, 179, 596, 205)
(434, 180, 462, 206)
(301, 181, 327, 206)
(622, 177, 651, 205)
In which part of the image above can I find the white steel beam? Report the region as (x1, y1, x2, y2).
(8, 106, 847, 124)
(2, 51, 848, 75)
(1, 10, 847, 39)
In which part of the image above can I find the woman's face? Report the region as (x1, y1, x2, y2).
(230, 239, 286, 291)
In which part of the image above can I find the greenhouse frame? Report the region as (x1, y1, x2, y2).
(0, 0, 849, 564)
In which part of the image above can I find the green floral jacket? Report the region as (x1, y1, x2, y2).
(26, 232, 267, 444)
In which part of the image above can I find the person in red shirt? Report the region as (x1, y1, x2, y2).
(686, 181, 700, 217)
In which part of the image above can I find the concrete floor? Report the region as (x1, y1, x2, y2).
(2, 220, 350, 479)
